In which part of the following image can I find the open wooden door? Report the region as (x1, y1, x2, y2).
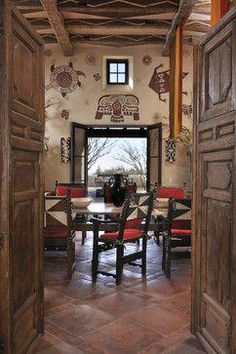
(0, 2, 45, 353)
(147, 123, 162, 189)
(192, 8, 236, 353)
(71, 123, 88, 185)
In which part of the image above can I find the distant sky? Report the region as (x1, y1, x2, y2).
(88, 137, 147, 175)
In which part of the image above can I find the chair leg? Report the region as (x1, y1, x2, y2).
(66, 236, 75, 279)
(82, 231, 86, 245)
(82, 216, 87, 245)
(162, 232, 171, 278)
(92, 228, 99, 282)
(154, 230, 160, 246)
(116, 244, 124, 285)
(142, 237, 147, 276)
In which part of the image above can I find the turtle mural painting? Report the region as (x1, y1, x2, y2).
(149, 64, 188, 102)
(46, 61, 86, 99)
(95, 94, 140, 123)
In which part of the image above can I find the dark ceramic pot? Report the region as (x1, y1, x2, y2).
(109, 174, 128, 207)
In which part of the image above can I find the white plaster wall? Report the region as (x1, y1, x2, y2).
(44, 43, 193, 191)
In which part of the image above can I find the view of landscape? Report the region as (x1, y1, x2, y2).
(87, 137, 147, 191)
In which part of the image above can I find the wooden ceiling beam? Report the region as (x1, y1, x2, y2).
(162, 0, 196, 56)
(35, 24, 170, 36)
(40, 0, 74, 56)
(56, 5, 178, 16)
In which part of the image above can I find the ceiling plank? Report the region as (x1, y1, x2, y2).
(35, 24, 170, 36)
(40, 0, 74, 56)
(162, 0, 196, 56)
(56, 5, 178, 16)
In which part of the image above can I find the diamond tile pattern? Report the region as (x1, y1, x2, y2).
(36, 233, 206, 353)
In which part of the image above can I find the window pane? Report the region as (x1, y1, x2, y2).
(118, 73, 126, 83)
(109, 73, 117, 83)
(118, 63, 126, 72)
(109, 63, 117, 72)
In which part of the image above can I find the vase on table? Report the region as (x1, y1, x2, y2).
(109, 174, 128, 207)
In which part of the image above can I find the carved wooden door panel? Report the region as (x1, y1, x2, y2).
(0, 2, 44, 353)
(192, 9, 236, 354)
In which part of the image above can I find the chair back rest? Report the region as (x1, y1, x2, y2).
(55, 181, 87, 198)
(157, 186, 184, 199)
(44, 196, 72, 229)
(118, 192, 154, 238)
(168, 198, 191, 230)
(126, 183, 137, 195)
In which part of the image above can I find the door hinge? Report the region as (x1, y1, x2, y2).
(0, 340, 5, 352)
(0, 234, 4, 250)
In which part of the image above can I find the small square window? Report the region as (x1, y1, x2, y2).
(107, 59, 129, 85)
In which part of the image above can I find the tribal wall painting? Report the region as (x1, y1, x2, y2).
(46, 61, 86, 100)
(165, 138, 176, 163)
(61, 109, 70, 120)
(149, 64, 188, 102)
(93, 73, 101, 81)
(142, 55, 152, 66)
(95, 94, 140, 123)
(85, 53, 97, 66)
(61, 137, 71, 163)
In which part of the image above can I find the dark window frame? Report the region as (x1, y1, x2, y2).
(106, 59, 129, 85)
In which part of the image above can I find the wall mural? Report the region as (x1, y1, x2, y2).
(86, 53, 97, 66)
(95, 94, 140, 123)
(149, 64, 188, 102)
(61, 137, 71, 163)
(93, 73, 101, 81)
(46, 61, 86, 100)
(165, 138, 176, 163)
(142, 55, 152, 66)
(61, 109, 70, 120)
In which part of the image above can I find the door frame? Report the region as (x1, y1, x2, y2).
(70, 123, 162, 190)
(147, 123, 162, 189)
(71, 122, 88, 185)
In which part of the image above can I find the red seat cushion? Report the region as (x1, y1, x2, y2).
(171, 228, 191, 235)
(125, 217, 143, 228)
(100, 229, 143, 241)
(56, 186, 87, 198)
(44, 225, 69, 238)
(158, 188, 184, 198)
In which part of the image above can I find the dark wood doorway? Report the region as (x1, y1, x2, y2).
(71, 123, 162, 190)
(0, 3, 45, 353)
(192, 8, 236, 354)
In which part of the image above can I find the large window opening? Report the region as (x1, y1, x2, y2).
(88, 137, 147, 197)
(71, 124, 162, 198)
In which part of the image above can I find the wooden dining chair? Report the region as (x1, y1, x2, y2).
(55, 181, 88, 245)
(91, 192, 154, 285)
(162, 197, 192, 278)
(44, 195, 75, 279)
(154, 185, 185, 245)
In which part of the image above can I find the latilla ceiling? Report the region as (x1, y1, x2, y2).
(14, 0, 211, 54)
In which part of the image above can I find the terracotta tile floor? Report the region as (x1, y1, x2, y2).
(36, 233, 206, 353)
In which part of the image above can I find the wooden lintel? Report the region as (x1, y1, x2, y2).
(40, 0, 74, 56)
(162, 0, 196, 56)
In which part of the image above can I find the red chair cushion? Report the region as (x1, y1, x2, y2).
(44, 225, 69, 238)
(125, 217, 143, 228)
(171, 228, 191, 235)
(56, 186, 87, 198)
(100, 229, 143, 241)
(158, 188, 184, 198)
